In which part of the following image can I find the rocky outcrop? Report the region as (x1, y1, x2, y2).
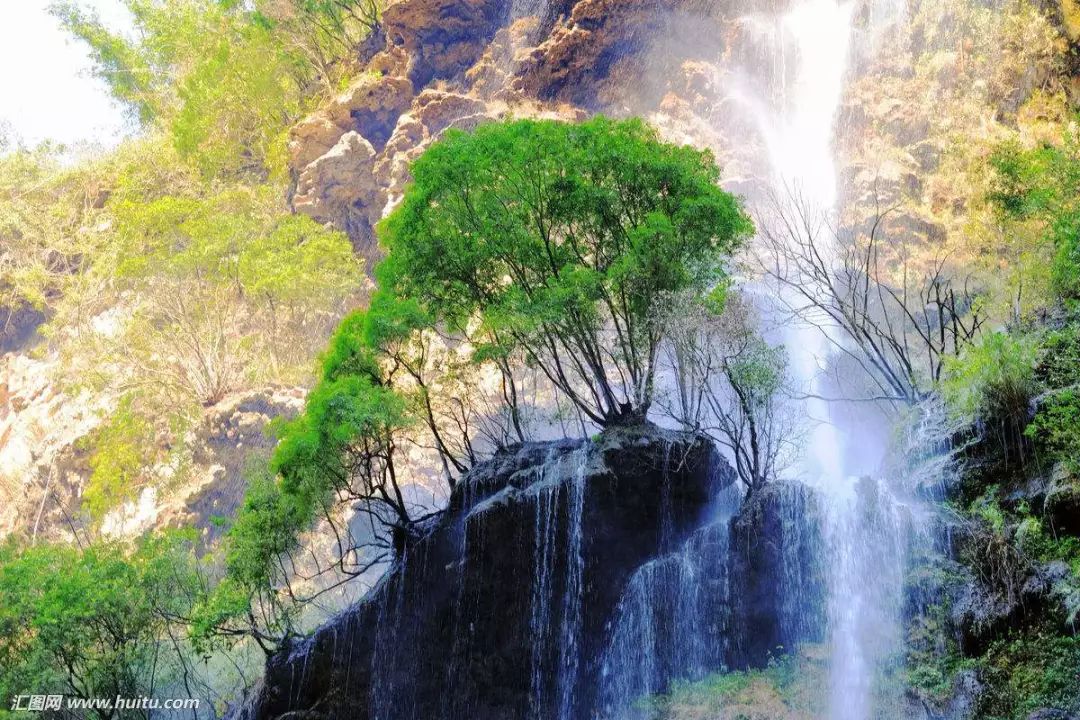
(0, 373, 303, 542)
(0, 352, 108, 541)
(232, 425, 744, 720)
(727, 481, 827, 669)
(382, 0, 510, 87)
(284, 0, 737, 259)
(0, 302, 44, 354)
(231, 423, 858, 720)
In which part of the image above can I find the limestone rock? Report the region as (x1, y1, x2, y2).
(293, 131, 381, 231)
(382, 0, 510, 87)
(325, 74, 415, 150)
(412, 88, 490, 135)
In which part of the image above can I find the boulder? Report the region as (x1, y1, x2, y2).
(229, 424, 737, 720)
(727, 481, 827, 669)
(292, 131, 383, 248)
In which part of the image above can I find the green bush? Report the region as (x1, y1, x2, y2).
(1027, 321, 1080, 470)
(640, 649, 828, 720)
(942, 331, 1038, 432)
(976, 628, 1080, 719)
(989, 129, 1080, 300)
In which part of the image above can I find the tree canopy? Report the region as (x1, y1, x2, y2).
(378, 116, 752, 425)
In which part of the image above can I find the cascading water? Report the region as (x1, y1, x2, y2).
(598, 471, 743, 719)
(724, 0, 916, 717)
(528, 446, 589, 720)
(599, 522, 731, 718)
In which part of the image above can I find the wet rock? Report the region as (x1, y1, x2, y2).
(1045, 463, 1080, 536)
(727, 481, 827, 669)
(1027, 710, 1080, 720)
(943, 668, 984, 719)
(230, 424, 736, 720)
(0, 302, 45, 354)
(951, 556, 1072, 653)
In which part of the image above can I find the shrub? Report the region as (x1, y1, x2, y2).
(942, 331, 1038, 448)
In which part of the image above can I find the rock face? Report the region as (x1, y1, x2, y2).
(1045, 464, 1080, 537)
(234, 425, 733, 720)
(727, 481, 827, 669)
(284, 0, 741, 259)
(0, 376, 303, 543)
(232, 424, 841, 720)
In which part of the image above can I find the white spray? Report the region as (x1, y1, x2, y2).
(725, 0, 910, 718)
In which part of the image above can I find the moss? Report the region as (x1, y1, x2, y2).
(904, 601, 971, 703)
(641, 647, 828, 720)
(974, 627, 1080, 719)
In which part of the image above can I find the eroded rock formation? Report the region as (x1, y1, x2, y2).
(284, 0, 755, 258)
(229, 424, 847, 720)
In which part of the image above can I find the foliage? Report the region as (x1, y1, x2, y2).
(941, 331, 1038, 435)
(903, 600, 969, 703)
(641, 648, 828, 720)
(199, 117, 750, 649)
(80, 396, 155, 521)
(989, 123, 1080, 300)
(190, 467, 322, 654)
(655, 290, 798, 492)
(0, 143, 114, 321)
(1026, 320, 1080, 470)
(98, 176, 360, 405)
(194, 309, 420, 651)
(378, 116, 752, 425)
(256, 0, 382, 75)
(975, 628, 1080, 719)
(50, 0, 375, 179)
(0, 533, 202, 718)
(19, 141, 363, 416)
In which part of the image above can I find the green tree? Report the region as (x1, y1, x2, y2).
(50, 0, 346, 179)
(378, 117, 752, 426)
(69, 167, 362, 407)
(989, 123, 1080, 300)
(0, 533, 202, 719)
(656, 291, 798, 493)
(198, 117, 750, 651)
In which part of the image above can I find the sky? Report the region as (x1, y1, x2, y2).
(0, 0, 134, 150)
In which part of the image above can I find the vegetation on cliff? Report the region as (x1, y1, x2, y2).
(193, 116, 752, 650)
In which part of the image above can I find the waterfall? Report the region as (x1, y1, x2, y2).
(724, 0, 916, 717)
(598, 522, 731, 718)
(528, 446, 589, 720)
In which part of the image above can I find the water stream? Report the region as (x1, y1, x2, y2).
(725, 0, 914, 717)
(528, 446, 589, 720)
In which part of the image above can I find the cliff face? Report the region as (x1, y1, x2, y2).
(231, 425, 832, 720)
(283, 0, 778, 258)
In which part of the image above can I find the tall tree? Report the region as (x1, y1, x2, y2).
(378, 117, 752, 425)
